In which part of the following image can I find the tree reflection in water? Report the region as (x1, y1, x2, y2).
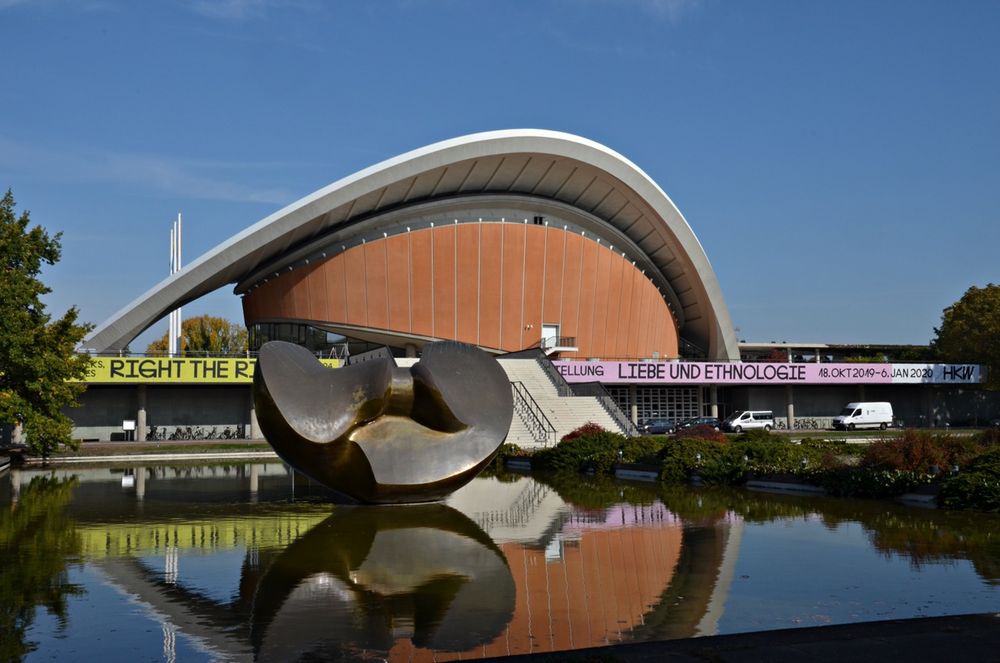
(535, 471, 1000, 585)
(0, 475, 82, 660)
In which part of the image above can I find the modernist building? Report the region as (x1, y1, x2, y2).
(84, 129, 739, 363)
(77, 131, 992, 440)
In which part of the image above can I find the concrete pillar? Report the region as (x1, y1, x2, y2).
(629, 384, 638, 424)
(858, 385, 866, 400)
(137, 385, 147, 442)
(923, 387, 933, 427)
(786, 385, 795, 430)
(135, 466, 146, 501)
(709, 385, 719, 418)
(250, 399, 261, 440)
(250, 463, 260, 502)
(405, 343, 418, 358)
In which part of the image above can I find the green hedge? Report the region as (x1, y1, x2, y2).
(532, 431, 665, 474)
(518, 428, 1000, 511)
(938, 447, 1000, 511)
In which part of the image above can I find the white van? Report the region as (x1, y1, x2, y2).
(832, 402, 893, 430)
(722, 410, 775, 433)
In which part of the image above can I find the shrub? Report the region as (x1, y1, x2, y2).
(861, 430, 993, 474)
(815, 467, 931, 498)
(971, 427, 1000, 449)
(560, 421, 606, 444)
(675, 424, 727, 443)
(862, 430, 952, 472)
(532, 430, 631, 474)
(621, 435, 670, 465)
(731, 437, 803, 471)
(657, 438, 735, 484)
(493, 443, 528, 465)
(938, 447, 1000, 511)
(799, 438, 866, 457)
(727, 434, 843, 475)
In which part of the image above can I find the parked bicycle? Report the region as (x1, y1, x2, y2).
(148, 424, 249, 441)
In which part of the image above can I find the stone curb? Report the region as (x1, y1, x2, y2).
(23, 451, 280, 465)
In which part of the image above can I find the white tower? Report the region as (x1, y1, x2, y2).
(168, 214, 182, 356)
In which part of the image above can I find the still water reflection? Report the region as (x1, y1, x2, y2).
(1, 463, 998, 661)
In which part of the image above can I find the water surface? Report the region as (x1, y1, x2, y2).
(1, 463, 998, 661)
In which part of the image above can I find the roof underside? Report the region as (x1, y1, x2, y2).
(83, 130, 739, 359)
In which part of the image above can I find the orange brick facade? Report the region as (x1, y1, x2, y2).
(243, 223, 679, 359)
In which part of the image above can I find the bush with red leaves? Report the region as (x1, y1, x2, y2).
(862, 429, 981, 472)
(560, 421, 607, 444)
(675, 424, 727, 443)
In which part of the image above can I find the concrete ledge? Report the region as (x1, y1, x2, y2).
(897, 492, 938, 507)
(26, 451, 279, 465)
(745, 479, 828, 495)
(614, 463, 660, 482)
(504, 458, 533, 470)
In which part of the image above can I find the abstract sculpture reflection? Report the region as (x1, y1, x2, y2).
(251, 504, 515, 659)
(253, 340, 513, 503)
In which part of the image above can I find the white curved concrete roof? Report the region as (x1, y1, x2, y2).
(83, 129, 740, 359)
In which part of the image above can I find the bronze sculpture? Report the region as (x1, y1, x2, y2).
(253, 340, 513, 503)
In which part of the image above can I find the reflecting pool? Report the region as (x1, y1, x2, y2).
(1, 463, 999, 661)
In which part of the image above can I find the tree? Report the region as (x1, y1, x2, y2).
(146, 314, 248, 355)
(933, 283, 1000, 390)
(0, 190, 92, 457)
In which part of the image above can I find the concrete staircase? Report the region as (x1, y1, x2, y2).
(396, 356, 625, 449)
(497, 358, 623, 449)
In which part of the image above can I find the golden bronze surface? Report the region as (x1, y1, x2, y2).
(253, 341, 513, 503)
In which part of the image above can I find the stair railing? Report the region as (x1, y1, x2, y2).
(531, 351, 575, 397)
(510, 381, 557, 447)
(529, 353, 637, 437)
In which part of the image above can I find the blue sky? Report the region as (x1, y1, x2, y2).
(2, 0, 997, 350)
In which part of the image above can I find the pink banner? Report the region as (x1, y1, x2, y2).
(552, 361, 983, 385)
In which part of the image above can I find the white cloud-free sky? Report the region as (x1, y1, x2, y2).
(2, 0, 997, 350)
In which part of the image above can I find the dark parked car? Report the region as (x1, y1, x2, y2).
(677, 416, 721, 431)
(640, 418, 675, 435)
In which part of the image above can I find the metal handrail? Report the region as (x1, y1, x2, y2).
(541, 336, 577, 350)
(531, 353, 636, 436)
(532, 352, 576, 397)
(510, 381, 557, 447)
(569, 381, 640, 437)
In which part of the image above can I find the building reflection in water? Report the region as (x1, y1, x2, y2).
(0, 464, 739, 661)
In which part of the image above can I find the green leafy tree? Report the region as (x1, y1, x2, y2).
(145, 314, 248, 355)
(933, 283, 1000, 389)
(0, 190, 92, 456)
